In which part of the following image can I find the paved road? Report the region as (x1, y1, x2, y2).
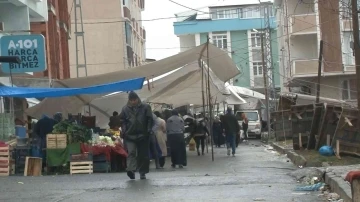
(0, 141, 323, 202)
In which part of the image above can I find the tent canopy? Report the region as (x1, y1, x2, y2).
(26, 44, 241, 121)
(0, 78, 145, 98)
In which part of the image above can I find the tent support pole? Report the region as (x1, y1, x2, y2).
(206, 37, 214, 162)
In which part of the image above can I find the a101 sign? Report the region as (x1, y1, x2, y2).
(0, 35, 47, 73)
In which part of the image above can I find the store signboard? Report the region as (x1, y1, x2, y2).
(0, 35, 46, 73)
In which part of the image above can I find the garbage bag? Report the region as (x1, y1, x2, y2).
(319, 145, 334, 156)
(189, 138, 196, 151)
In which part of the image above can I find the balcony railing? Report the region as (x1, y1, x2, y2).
(292, 59, 318, 76)
(290, 14, 317, 35)
(123, 6, 131, 20)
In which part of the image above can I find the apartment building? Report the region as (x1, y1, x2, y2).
(31, 0, 71, 80)
(67, 0, 146, 78)
(173, 1, 281, 93)
(274, 0, 357, 105)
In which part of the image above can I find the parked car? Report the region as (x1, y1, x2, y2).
(235, 110, 261, 139)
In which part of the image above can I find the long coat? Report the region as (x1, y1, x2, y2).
(154, 118, 167, 156)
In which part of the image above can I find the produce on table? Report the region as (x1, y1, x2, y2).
(52, 120, 92, 144)
(92, 136, 115, 147)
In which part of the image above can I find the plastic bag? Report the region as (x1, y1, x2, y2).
(319, 145, 334, 156)
(189, 138, 196, 151)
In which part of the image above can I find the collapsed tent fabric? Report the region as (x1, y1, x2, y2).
(0, 78, 145, 98)
(26, 44, 241, 119)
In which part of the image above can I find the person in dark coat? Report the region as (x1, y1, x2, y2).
(222, 107, 240, 157)
(212, 116, 223, 147)
(194, 118, 209, 156)
(109, 111, 121, 130)
(119, 91, 153, 180)
(166, 109, 186, 168)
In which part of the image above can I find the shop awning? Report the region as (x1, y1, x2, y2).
(0, 77, 145, 98)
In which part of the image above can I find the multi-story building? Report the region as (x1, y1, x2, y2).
(31, 0, 71, 80)
(173, 1, 281, 93)
(274, 0, 357, 105)
(67, 0, 146, 78)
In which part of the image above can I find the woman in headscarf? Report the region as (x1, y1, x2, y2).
(166, 109, 186, 168)
(153, 111, 167, 168)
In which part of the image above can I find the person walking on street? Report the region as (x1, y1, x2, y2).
(212, 116, 223, 147)
(242, 113, 249, 144)
(166, 109, 187, 168)
(194, 118, 209, 156)
(150, 113, 161, 169)
(152, 111, 167, 168)
(223, 107, 240, 157)
(119, 91, 153, 180)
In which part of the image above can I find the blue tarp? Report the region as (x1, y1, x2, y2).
(0, 77, 145, 98)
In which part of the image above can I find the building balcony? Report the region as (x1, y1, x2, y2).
(292, 59, 318, 76)
(123, 6, 131, 20)
(290, 14, 317, 36)
(174, 17, 276, 36)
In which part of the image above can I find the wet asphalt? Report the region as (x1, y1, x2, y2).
(0, 140, 323, 202)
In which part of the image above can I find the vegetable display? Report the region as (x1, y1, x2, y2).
(52, 120, 92, 144)
(92, 136, 115, 147)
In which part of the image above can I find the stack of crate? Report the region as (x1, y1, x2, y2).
(93, 154, 110, 173)
(70, 152, 93, 175)
(14, 146, 31, 175)
(0, 145, 10, 176)
(46, 134, 67, 149)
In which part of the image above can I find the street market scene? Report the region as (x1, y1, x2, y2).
(1, 0, 360, 201)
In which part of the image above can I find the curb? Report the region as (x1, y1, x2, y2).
(323, 171, 352, 202)
(270, 142, 352, 201)
(271, 142, 306, 167)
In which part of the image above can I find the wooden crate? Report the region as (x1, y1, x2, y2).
(70, 161, 93, 175)
(47, 134, 67, 149)
(0, 145, 10, 176)
(24, 157, 42, 176)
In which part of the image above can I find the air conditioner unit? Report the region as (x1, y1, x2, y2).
(0, 22, 4, 31)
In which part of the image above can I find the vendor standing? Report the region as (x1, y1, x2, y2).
(109, 111, 121, 130)
(119, 91, 153, 180)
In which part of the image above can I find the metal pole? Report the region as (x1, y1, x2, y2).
(316, 40, 324, 103)
(351, 0, 360, 110)
(261, 32, 271, 143)
(74, 0, 79, 78)
(206, 37, 214, 162)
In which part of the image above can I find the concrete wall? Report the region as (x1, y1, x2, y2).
(0, 4, 30, 32)
(231, 30, 250, 88)
(68, 0, 126, 77)
(179, 35, 195, 52)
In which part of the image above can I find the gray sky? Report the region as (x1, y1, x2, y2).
(142, 0, 219, 60)
(142, 0, 268, 60)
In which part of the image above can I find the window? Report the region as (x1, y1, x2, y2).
(342, 79, 357, 100)
(251, 32, 263, 48)
(253, 62, 263, 77)
(212, 8, 238, 19)
(212, 34, 227, 49)
(239, 6, 274, 19)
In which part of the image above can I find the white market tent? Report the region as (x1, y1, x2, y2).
(25, 44, 241, 126)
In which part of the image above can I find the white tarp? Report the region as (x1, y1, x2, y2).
(26, 44, 241, 120)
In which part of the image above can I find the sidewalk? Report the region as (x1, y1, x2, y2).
(272, 141, 360, 202)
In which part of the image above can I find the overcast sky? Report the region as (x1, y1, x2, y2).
(142, 0, 270, 60)
(142, 0, 219, 60)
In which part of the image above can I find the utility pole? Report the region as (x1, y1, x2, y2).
(261, 31, 271, 143)
(316, 40, 324, 103)
(351, 0, 360, 110)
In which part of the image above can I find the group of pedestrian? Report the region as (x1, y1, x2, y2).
(118, 91, 187, 180)
(117, 90, 249, 180)
(212, 107, 249, 157)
